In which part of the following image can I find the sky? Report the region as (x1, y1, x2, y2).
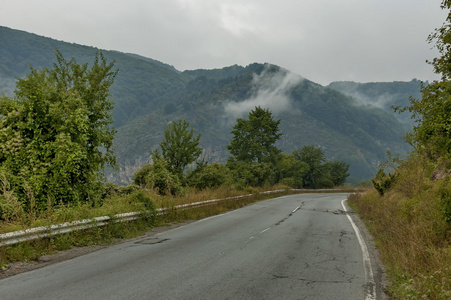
(0, 0, 447, 85)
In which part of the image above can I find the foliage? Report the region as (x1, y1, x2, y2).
(323, 161, 350, 187)
(328, 79, 422, 125)
(226, 106, 282, 187)
(127, 191, 156, 224)
(291, 145, 350, 188)
(397, 1, 451, 161)
(371, 169, 396, 196)
(0, 170, 24, 222)
(348, 154, 451, 299)
(293, 145, 326, 188)
(227, 161, 276, 187)
(133, 155, 181, 196)
(227, 106, 282, 164)
(0, 27, 413, 184)
(157, 119, 202, 179)
(0, 51, 117, 214)
(275, 154, 308, 188)
(440, 179, 451, 224)
(348, 4, 451, 293)
(186, 162, 232, 190)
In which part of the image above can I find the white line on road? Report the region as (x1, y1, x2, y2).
(259, 227, 270, 234)
(341, 199, 376, 300)
(292, 205, 301, 213)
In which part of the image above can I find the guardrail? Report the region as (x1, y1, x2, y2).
(0, 189, 288, 247)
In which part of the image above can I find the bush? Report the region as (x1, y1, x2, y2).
(0, 170, 25, 221)
(440, 179, 451, 224)
(128, 191, 156, 225)
(187, 162, 232, 190)
(133, 159, 182, 196)
(228, 161, 276, 187)
(372, 169, 396, 196)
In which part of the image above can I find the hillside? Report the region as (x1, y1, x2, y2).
(0, 26, 412, 184)
(328, 80, 423, 125)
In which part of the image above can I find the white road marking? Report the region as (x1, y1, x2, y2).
(341, 199, 376, 300)
(260, 227, 270, 234)
(292, 205, 301, 213)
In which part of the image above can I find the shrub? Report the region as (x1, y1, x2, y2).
(187, 162, 232, 190)
(128, 191, 156, 225)
(133, 159, 182, 196)
(372, 169, 396, 196)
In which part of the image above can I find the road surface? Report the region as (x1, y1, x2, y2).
(0, 193, 380, 299)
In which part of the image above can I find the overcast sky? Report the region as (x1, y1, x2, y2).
(1, 0, 446, 85)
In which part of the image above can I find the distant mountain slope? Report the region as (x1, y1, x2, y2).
(0, 26, 412, 184)
(328, 79, 423, 125)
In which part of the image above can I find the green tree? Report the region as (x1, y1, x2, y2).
(227, 106, 282, 164)
(0, 51, 117, 211)
(276, 153, 308, 188)
(156, 119, 202, 179)
(293, 145, 326, 188)
(133, 154, 181, 195)
(400, 1, 451, 159)
(186, 162, 232, 190)
(323, 161, 350, 187)
(227, 106, 282, 187)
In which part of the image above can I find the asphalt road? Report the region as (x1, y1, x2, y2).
(0, 193, 379, 299)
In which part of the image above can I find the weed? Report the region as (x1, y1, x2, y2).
(349, 154, 451, 299)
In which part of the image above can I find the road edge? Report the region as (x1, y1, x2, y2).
(342, 199, 389, 300)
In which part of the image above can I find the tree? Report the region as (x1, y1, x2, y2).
(323, 161, 350, 187)
(156, 119, 202, 179)
(400, 1, 451, 160)
(276, 153, 308, 188)
(133, 153, 181, 195)
(227, 106, 282, 164)
(293, 145, 326, 188)
(0, 51, 117, 210)
(292, 146, 350, 188)
(226, 106, 282, 187)
(186, 162, 232, 190)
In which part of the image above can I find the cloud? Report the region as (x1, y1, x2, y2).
(0, 0, 444, 85)
(223, 65, 303, 121)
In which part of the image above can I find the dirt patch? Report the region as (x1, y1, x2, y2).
(0, 221, 193, 280)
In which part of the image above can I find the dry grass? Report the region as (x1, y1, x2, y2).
(348, 156, 451, 299)
(0, 185, 292, 268)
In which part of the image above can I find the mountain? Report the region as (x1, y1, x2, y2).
(328, 80, 423, 125)
(0, 26, 413, 184)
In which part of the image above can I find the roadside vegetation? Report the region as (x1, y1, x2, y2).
(349, 2, 451, 298)
(0, 51, 351, 270)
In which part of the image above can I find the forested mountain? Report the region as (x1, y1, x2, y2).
(0, 26, 413, 184)
(328, 80, 423, 125)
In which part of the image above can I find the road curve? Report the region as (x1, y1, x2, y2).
(0, 193, 379, 299)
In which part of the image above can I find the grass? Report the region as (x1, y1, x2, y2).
(348, 155, 451, 299)
(0, 184, 360, 272)
(0, 184, 295, 269)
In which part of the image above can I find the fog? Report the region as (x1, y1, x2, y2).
(223, 65, 303, 121)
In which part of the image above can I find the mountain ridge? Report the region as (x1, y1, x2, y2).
(0, 26, 416, 184)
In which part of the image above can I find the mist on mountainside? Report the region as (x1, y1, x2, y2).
(328, 79, 423, 125)
(223, 65, 303, 122)
(0, 26, 414, 185)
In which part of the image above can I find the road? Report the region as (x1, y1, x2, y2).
(0, 193, 379, 299)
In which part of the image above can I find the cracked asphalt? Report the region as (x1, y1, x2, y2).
(0, 193, 386, 299)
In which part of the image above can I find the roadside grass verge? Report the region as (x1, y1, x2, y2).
(1, 184, 359, 271)
(0, 185, 294, 269)
(348, 156, 451, 299)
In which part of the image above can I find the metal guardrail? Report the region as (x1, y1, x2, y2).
(0, 190, 287, 247)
